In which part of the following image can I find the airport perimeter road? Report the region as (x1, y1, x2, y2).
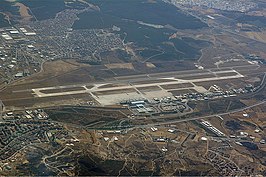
(239, 72, 266, 99)
(135, 100, 266, 128)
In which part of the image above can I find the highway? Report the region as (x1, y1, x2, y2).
(65, 99, 266, 131)
(239, 72, 266, 99)
(134, 100, 266, 128)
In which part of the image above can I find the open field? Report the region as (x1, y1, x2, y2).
(14, 2, 32, 18)
(105, 63, 134, 70)
(169, 89, 198, 95)
(2, 92, 95, 109)
(40, 87, 86, 94)
(194, 80, 237, 90)
(216, 72, 239, 77)
(92, 88, 136, 96)
(97, 83, 128, 89)
(136, 86, 162, 92)
(160, 83, 194, 90)
(242, 31, 266, 43)
(175, 73, 215, 80)
(131, 79, 175, 85)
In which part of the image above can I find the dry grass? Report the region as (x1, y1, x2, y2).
(14, 3, 31, 17)
(243, 31, 266, 43)
(105, 63, 134, 70)
(15, 60, 83, 85)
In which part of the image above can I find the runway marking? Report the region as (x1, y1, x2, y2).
(31, 69, 244, 98)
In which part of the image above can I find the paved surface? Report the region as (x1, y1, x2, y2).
(28, 69, 244, 105)
(2, 64, 262, 108)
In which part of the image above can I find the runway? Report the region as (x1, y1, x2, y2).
(1, 63, 263, 108)
(27, 69, 244, 105)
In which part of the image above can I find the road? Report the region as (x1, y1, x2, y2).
(239, 72, 266, 99)
(134, 100, 266, 128)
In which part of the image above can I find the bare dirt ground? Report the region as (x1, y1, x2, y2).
(146, 62, 156, 68)
(13, 2, 32, 22)
(105, 63, 134, 70)
(247, 10, 266, 17)
(242, 31, 266, 44)
(13, 60, 87, 86)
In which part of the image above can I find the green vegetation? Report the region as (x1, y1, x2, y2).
(20, 0, 66, 20)
(73, 0, 208, 61)
(86, 0, 206, 29)
(0, 14, 10, 28)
